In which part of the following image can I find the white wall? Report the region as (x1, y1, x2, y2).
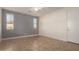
(39, 8, 67, 41)
(67, 8, 79, 43)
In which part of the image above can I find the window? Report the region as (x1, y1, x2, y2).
(6, 13, 14, 30)
(33, 18, 37, 29)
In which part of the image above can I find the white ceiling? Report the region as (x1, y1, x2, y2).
(2, 7, 62, 17)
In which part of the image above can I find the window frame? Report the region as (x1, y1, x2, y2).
(33, 18, 38, 29)
(6, 13, 14, 30)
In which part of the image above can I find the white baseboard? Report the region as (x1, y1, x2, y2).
(39, 34, 67, 42)
(2, 34, 39, 40)
(39, 34, 56, 39)
(1, 34, 66, 42)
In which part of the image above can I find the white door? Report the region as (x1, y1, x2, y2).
(67, 8, 79, 43)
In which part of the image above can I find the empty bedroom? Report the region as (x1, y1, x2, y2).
(0, 7, 79, 51)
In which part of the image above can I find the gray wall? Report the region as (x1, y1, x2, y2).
(2, 9, 38, 38)
(0, 8, 2, 39)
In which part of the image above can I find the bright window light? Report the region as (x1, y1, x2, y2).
(6, 13, 14, 30)
(33, 18, 37, 29)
